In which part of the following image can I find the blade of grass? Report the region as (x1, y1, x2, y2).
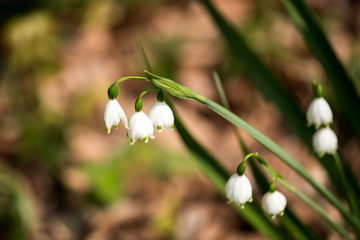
(281, 0, 360, 139)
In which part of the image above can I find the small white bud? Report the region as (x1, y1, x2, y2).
(127, 111, 155, 145)
(306, 97, 333, 129)
(312, 127, 338, 157)
(225, 174, 253, 208)
(262, 190, 287, 219)
(148, 101, 174, 132)
(104, 99, 128, 134)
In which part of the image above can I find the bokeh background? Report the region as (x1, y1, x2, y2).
(0, 0, 360, 239)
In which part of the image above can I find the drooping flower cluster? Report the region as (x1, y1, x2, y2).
(225, 155, 287, 219)
(104, 84, 174, 145)
(306, 83, 338, 157)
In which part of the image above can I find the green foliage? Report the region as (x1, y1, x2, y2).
(81, 144, 194, 205)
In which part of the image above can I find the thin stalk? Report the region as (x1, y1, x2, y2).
(114, 76, 149, 85)
(255, 154, 352, 240)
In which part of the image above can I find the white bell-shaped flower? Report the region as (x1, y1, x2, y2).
(225, 174, 253, 209)
(148, 101, 174, 132)
(104, 99, 128, 134)
(127, 111, 155, 145)
(313, 127, 338, 157)
(306, 97, 333, 128)
(262, 190, 287, 219)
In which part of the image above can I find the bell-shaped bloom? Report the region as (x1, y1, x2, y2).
(262, 190, 287, 219)
(148, 101, 174, 132)
(225, 174, 253, 209)
(313, 127, 338, 157)
(306, 97, 333, 128)
(127, 111, 155, 145)
(104, 99, 128, 134)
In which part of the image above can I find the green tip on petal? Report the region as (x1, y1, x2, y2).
(240, 203, 245, 209)
(115, 124, 118, 129)
(170, 124, 174, 130)
(248, 196, 253, 202)
(130, 138, 134, 145)
(106, 127, 110, 134)
(157, 125, 162, 130)
(270, 214, 275, 219)
(143, 136, 148, 142)
(280, 211, 284, 216)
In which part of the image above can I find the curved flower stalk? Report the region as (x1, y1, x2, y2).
(104, 99, 128, 134)
(148, 92, 174, 132)
(312, 127, 338, 157)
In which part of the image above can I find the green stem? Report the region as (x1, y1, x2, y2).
(114, 76, 149, 85)
(138, 87, 159, 99)
(255, 154, 352, 240)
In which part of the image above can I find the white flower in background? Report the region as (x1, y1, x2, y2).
(262, 190, 287, 219)
(306, 97, 333, 128)
(225, 173, 253, 209)
(104, 99, 128, 134)
(128, 111, 155, 145)
(148, 101, 174, 132)
(313, 127, 338, 157)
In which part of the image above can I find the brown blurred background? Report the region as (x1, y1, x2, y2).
(0, 0, 360, 239)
